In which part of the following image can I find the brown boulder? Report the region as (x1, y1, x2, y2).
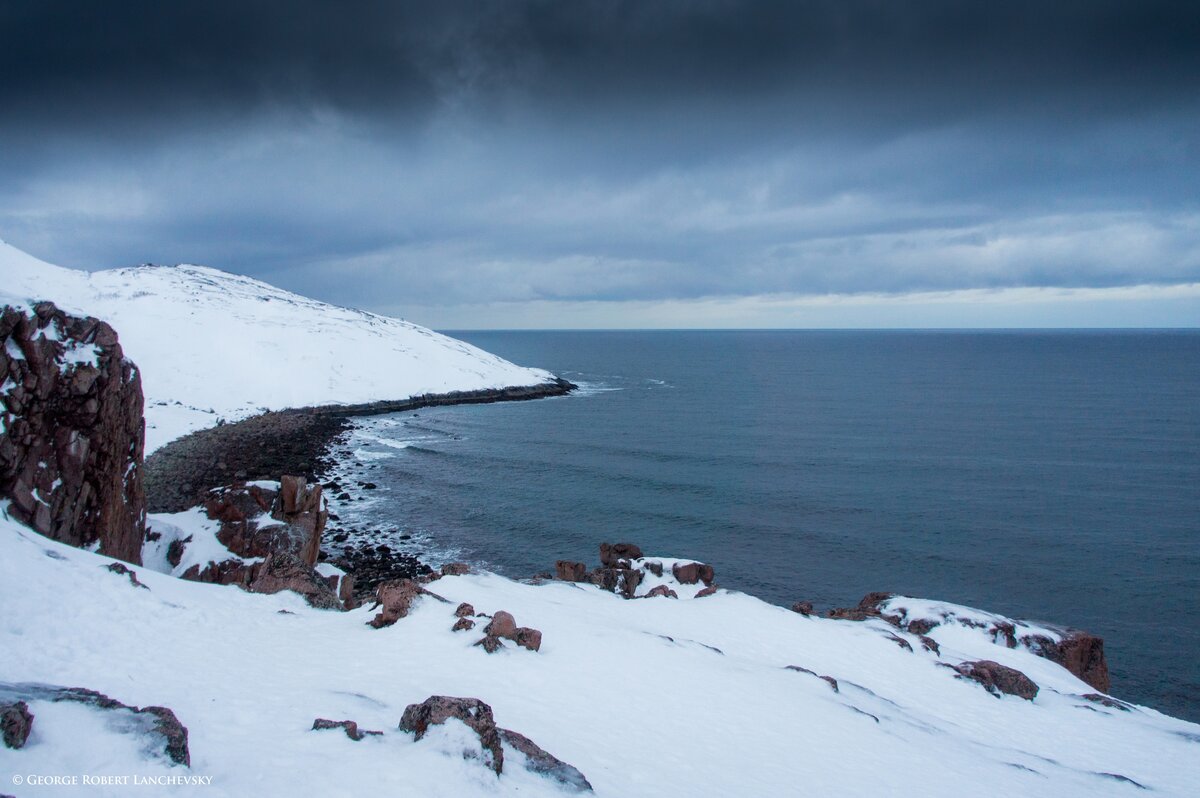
(791, 601, 815, 616)
(513, 627, 543, 652)
(452, 617, 476, 632)
(249, 552, 342, 609)
(368, 579, 427, 628)
(441, 562, 470, 576)
(454, 602, 475, 618)
(644, 585, 678, 599)
(695, 585, 719, 598)
(1, 701, 33, 749)
(399, 696, 504, 774)
(599, 542, 643, 566)
(485, 611, 518, 639)
(555, 560, 588, 582)
(953, 660, 1039, 700)
(671, 561, 715, 586)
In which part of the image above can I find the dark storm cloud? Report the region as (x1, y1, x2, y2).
(1, 1, 1199, 321)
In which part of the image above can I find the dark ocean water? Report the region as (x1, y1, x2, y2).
(334, 331, 1200, 722)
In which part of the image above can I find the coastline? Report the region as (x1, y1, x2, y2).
(144, 378, 575, 513)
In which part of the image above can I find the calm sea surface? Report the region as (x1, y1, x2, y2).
(331, 331, 1200, 721)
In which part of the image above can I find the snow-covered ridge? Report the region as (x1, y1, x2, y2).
(0, 239, 556, 452)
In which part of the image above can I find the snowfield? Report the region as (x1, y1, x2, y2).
(3, 238, 1199, 796)
(2, 506, 1198, 797)
(0, 239, 555, 452)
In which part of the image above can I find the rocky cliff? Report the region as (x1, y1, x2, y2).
(0, 301, 146, 564)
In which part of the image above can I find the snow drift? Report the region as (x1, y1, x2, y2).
(0, 239, 556, 452)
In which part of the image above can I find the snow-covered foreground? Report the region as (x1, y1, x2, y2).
(0, 240, 555, 452)
(2, 508, 1197, 797)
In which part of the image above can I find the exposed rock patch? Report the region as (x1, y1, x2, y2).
(368, 578, 432, 628)
(953, 660, 1040, 700)
(1, 302, 146, 564)
(499, 728, 593, 792)
(311, 718, 382, 741)
(1, 700, 33, 749)
(0, 683, 189, 766)
(399, 696, 504, 774)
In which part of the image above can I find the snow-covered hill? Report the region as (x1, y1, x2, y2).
(1, 506, 1198, 797)
(0, 239, 556, 452)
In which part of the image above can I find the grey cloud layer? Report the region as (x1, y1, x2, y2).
(1, 1, 1197, 315)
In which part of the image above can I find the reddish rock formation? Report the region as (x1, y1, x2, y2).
(311, 718, 382, 741)
(399, 696, 504, 774)
(498, 728, 594, 792)
(452, 617, 476, 632)
(368, 579, 428, 628)
(791, 601, 815, 616)
(475, 635, 504, 653)
(248, 552, 341, 609)
(454, 602, 475, 618)
(1, 701, 33, 749)
(671, 561, 715, 586)
(484, 611, 518, 639)
(1021, 631, 1110, 693)
(599, 542, 643, 566)
(555, 560, 588, 581)
(953, 660, 1039, 700)
(644, 585, 678, 599)
(695, 585, 719, 598)
(441, 562, 470, 576)
(0, 302, 146, 564)
(106, 561, 149, 589)
(588, 566, 643, 598)
(513, 627, 543, 652)
(827, 592, 901, 624)
(203, 477, 326, 568)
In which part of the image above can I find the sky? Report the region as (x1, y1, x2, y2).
(1, 1, 1198, 328)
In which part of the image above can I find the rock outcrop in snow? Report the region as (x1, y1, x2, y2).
(0, 302, 146, 564)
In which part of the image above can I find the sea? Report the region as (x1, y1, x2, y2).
(325, 330, 1200, 722)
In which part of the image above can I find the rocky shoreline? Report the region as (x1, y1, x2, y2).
(142, 378, 576, 593)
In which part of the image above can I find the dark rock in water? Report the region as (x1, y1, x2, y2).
(0, 683, 190, 766)
(441, 562, 470, 576)
(0, 302, 146, 564)
(1, 701, 33, 749)
(953, 660, 1039, 700)
(399, 696, 504, 774)
(785, 666, 840, 693)
(644, 585, 678, 599)
(311, 718, 382, 741)
(555, 560, 588, 582)
(791, 601, 815, 616)
(1021, 631, 1110, 693)
(599, 542, 643, 567)
(499, 727, 593, 792)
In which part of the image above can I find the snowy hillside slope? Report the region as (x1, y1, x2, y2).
(0, 239, 556, 452)
(1, 505, 1198, 797)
